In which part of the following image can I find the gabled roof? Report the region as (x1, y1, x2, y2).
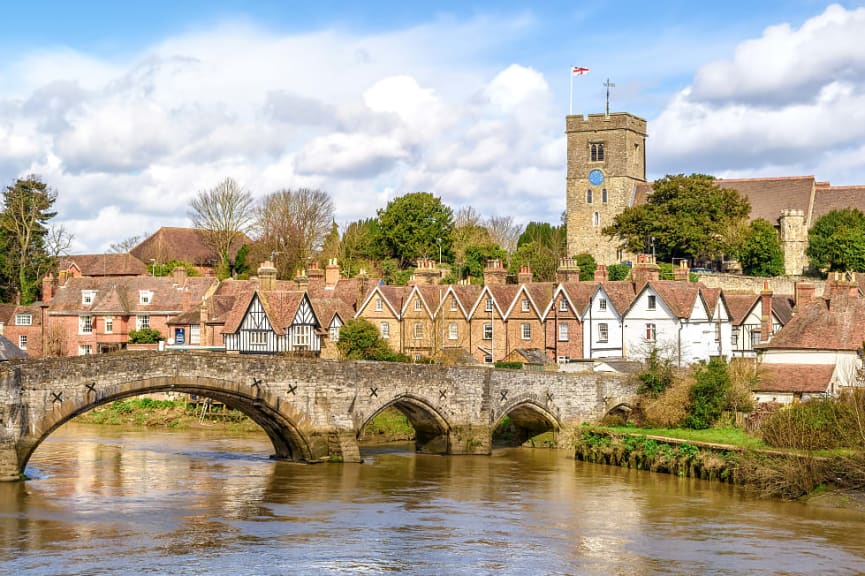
(771, 295, 795, 325)
(760, 294, 865, 351)
(222, 290, 314, 335)
(311, 297, 354, 328)
(0, 304, 40, 326)
(756, 364, 834, 394)
(469, 285, 518, 318)
(723, 292, 759, 325)
(355, 284, 406, 318)
(699, 286, 722, 320)
(130, 227, 250, 268)
(48, 276, 215, 315)
(401, 285, 442, 317)
(504, 283, 553, 318)
(599, 281, 637, 315)
(812, 185, 865, 221)
(545, 282, 595, 317)
(0, 335, 27, 360)
(634, 281, 702, 319)
(444, 285, 483, 318)
(62, 253, 148, 276)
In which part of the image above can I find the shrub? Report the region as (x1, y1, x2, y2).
(494, 361, 523, 370)
(684, 357, 730, 429)
(637, 347, 676, 396)
(608, 263, 631, 281)
(642, 377, 692, 428)
(128, 328, 164, 344)
(760, 399, 853, 450)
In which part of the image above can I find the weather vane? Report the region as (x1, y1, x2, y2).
(604, 78, 616, 117)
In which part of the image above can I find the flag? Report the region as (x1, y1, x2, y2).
(572, 66, 590, 75)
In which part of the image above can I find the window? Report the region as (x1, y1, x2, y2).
(602, 188, 608, 203)
(18, 335, 26, 350)
(559, 299, 567, 312)
(592, 212, 600, 227)
(190, 324, 201, 345)
(590, 142, 605, 162)
(414, 299, 422, 311)
(250, 331, 267, 346)
(521, 323, 531, 340)
(82, 290, 96, 305)
(521, 299, 529, 312)
(78, 344, 93, 356)
(483, 322, 493, 340)
(647, 295, 657, 310)
(485, 297, 493, 312)
(751, 330, 761, 347)
(598, 323, 609, 343)
(448, 322, 458, 340)
(375, 297, 383, 312)
(414, 353, 423, 362)
(731, 327, 739, 348)
(103, 316, 113, 334)
(645, 323, 657, 342)
(15, 313, 32, 326)
(715, 322, 721, 342)
(484, 354, 493, 364)
(586, 189, 593, 204)
(413, 322, 423, 339)
(558, 323, 569, 341)
(380, 321, 390, 339)
(557, 356, 570, 364)
(330, 324, 340, 342)
(292, 325, 312, 348)
(599, 298, 607, 311)
(139, 290, 153, 305)
(136, 315, 150, 330)
(450, 298, 457, 312)
(79, 315, 93, 334)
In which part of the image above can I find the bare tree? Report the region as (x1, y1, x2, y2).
(454, 206, 483, 228)
(486, 215, 522, 256)
(189, 177, 255, 274)
(257, 188, 334, 278)
(109, 233, 146, 254)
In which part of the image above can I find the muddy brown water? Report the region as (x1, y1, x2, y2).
(2, 423, 865, 575)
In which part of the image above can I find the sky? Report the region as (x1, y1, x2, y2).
(1, 1, 864, 253)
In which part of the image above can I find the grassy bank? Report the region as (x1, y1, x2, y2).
(360, 407, 415, 442)
(74, 398, 260, 432)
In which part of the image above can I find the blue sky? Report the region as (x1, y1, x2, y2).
(1, 1, 863, 252)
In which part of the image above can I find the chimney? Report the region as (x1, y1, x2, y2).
(760, 281, 773, 343)
(307, 260, 324, 284)
(413, 258, 440, 286)
(58, 269, 69, 286)
(172, 266, 188, 284)
(594, 264, 608, 282)
(673, 261, 689, 282)
(42, 273, 55, 304)
(556, 257, 581, 283)
(294, 268, 309, 291)
(199, 297, 208, 345)
(483, 259, 507, 285)
(257, 261, 277, 291)
(794, 281, 815, 310)
(632, 253, 660, 292)
(517, 265, 533, 284)
(325, 258, 340, 288)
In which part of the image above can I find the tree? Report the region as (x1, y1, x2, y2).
(451, 206, 493, 269)
(0, 176, 58, 304)
(453, 243, 507, 283)
(684, 357, 731, 430)
(340, 218, 386, 277)
(486, 215, 522, 256)
(257, 188, 335, 278)
(319, 220, 341, 266)
(807, 208, 865, 273)
(336, 318, 405, 361)
(603, 174, 751, 263)
(739, 219, 784, 276)
(377, 192, 454, 267)
(574, 253, 596, 281)
(109, 233, 146, 254)
(189, 177, 254, 278)
(509, 222, 567, 281)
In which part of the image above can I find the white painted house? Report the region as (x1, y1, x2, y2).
(581, 283, 632, 359)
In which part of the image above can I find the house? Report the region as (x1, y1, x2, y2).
(57, 253, 148, 278)
(223, 289, 323, 354)
(503, 275, 553, 366)
(355, 284, 407, 352)
(725, 287, 795, 358)
(437, 284, 481, 359)
(0, 304, 44, 357)
(752, 364, 834, 404)
(130, 227, 250, 274)
(756, 273, 865, 396)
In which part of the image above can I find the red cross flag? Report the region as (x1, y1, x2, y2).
(572, 66, 590, 75)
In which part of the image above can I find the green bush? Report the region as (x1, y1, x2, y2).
(760, 399, 855, 450)
(494, 361, 523, 370)
(128, 328, 164, 344)
(684, 357, 730, 429)
(637, 347, 676, 396)
(608, 263, 631, 281)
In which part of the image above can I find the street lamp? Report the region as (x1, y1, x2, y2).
(437, 238, 442, 265)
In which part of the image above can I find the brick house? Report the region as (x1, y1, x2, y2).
(0, 304, 43, 357)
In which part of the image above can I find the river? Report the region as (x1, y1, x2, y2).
(2, 423, 865, 575)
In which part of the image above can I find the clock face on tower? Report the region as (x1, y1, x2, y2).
(588, 169, 604, 186)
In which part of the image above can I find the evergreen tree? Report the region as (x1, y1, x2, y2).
(739, 219, 784, 276)
(807, 208, 865, 273)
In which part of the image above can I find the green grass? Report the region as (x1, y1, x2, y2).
(598, 425, 768, 450)
(364, 407, 415, 440)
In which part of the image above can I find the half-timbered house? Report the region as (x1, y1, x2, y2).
(223, 290, 323, 354)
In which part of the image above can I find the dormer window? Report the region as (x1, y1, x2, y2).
(139, 290, 153, 305)
(450, 298, 457, 312)
(590, 142, 605, 162)
(82, 290, 96, 305)
(15, 313, 32, 326)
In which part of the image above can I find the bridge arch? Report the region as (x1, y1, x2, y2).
(493, 395, 562, 446)
(18, 375, 318, 474)
(359, 393, 452, 454)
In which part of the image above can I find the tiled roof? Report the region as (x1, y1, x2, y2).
(600, 281, 637, 315)
(560, 282, 598, 315)
(49, 276, 214, 315)
(130, 227, 250, 267)
(524, 283, 555, 315)
(450, 285, 483, 315)
(771, 295, 795, 325)
(312, 297, 354, 327)
(649, 281, 700, 319)
(811, 185, 865, 221)
(756, 364, 834, 393)
(0, 335, 27, 360)
(259, 291, 307, 334)
(487, 285, 520, 316)
(634, 176, 817, 225)
(723, 292, 759, 325)
(63, 253, 148, 276)
(760, 294, 865, 351)
(699, 286, 721, 319)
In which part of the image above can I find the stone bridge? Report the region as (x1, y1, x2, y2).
(0, 352, 637, 481)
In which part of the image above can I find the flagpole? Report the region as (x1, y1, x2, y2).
(569, 69, 574, 116)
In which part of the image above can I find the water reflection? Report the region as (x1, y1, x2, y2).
(1, 423, 864, 575)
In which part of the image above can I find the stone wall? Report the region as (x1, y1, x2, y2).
(696, 273, 825, 296)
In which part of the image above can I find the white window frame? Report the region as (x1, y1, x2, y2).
(139, 290, 153, 305)
(103, 316, 113, 334)
(598, 322, 609, 343)
(599, 298, 607, 311)
(521, 323, 531, 340)
(136, 315, 150, 330)
(647, 295, 657, 310)
(15, 313, 32, 326)
(292, 325, 312, 349)
(413, 322, 423, 339)
(414, 299, 422, 311)
(646, 323, 657, 342)
(82, 290, 96, 305)
(79, 315, 93, 335)
(450, 299, 457, 312)
(380, 321, 390, 339)
(250, 331, 267, 347)
(375, 297, 383, 312)
(190, 324, 201, 345)
(521, 299, 529, 312)
(18, 335, 27, 350)
(78, 344, 93, 356)
(558, 323, 569, 342)
(448, 322, 458, 340)
(483, 322, 493, 340)
(329, 324, 340, 342)
(485, 297, 493, 312)
(559, 299, 567, 312)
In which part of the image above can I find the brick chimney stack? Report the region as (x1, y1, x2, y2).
(517, 265, 533, 284)
(42, 273, 55, 304)
(172, 266, 188, 284)
(760, 281, 773, 343)
(673, 261, 689, 282)
(483, 259, 507, 285)
(258, 261, 277, 291)
(413, 258, 440, 286)
(556, 257, 581, 283)
(632, 254, 660, 292)
(594, 264, 608, 282)
(325, 259, 340, 288)
(294, 268, 309, 291)
(794, 281, 815, 310)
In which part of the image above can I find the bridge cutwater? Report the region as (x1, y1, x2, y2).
(0, 352, 636, 481)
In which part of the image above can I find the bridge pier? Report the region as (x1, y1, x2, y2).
(447, 424, 492, 455)
(0, 443, 22, 481)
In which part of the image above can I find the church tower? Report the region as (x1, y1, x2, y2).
(565, 112, 648, 264)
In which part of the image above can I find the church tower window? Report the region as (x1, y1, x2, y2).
(602, 188, 608, 203)
(591, 143, 605, 162)
(592, 212, 600, 227)
(586, 189, 593, 203)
